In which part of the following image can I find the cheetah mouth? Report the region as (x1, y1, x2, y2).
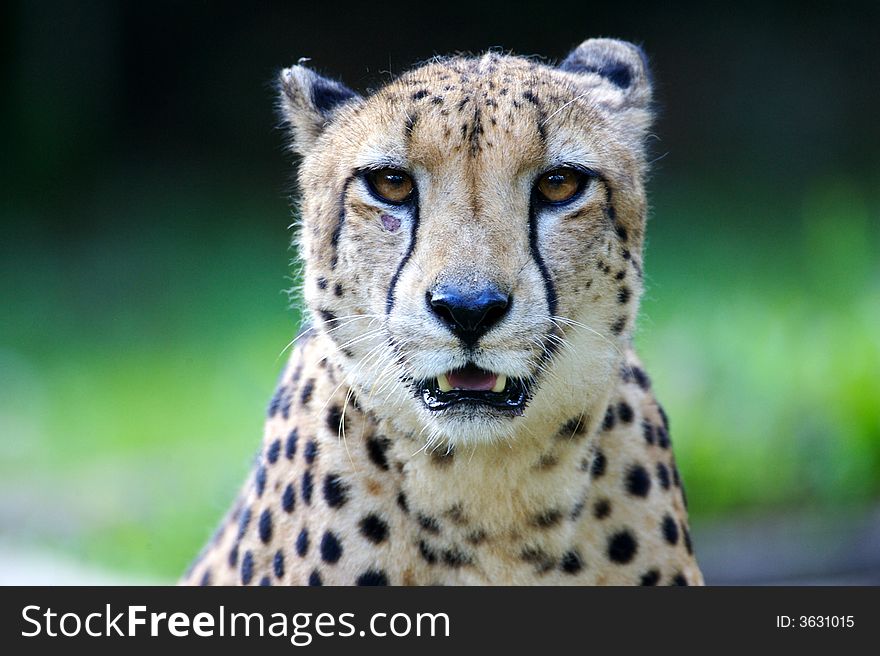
(417, 364, 529, 415)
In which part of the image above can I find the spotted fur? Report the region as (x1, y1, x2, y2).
(182, 38, 703, 586)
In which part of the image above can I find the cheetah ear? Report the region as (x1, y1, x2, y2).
(277, 63, 361, 155)
(559, 38, 653, 111)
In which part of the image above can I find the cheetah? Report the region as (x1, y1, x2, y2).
(183, 38, 703, 586)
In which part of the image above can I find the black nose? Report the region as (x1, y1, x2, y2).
(427, 284, 511, 346)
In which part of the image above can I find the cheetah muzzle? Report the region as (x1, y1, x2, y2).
(182, 37, 705, 586)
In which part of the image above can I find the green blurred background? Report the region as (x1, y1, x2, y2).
(1, 1, 878, 584)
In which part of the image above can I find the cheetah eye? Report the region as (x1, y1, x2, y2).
(535, 168, 586, 204)
(365, 168, 415, 205)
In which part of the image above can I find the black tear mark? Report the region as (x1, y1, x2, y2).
(385, 195, 420, 314)
(527, 201, 559, 321)
(330, 175, 356, 270)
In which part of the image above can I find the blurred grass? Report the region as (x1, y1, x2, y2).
(1, 171, 878, 580)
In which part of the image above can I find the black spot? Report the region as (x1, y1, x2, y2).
(642, 420, 656, 445)
(593, 498, 612, 519)
(323, 473, 349, 509)
(317, 277, 328, 290)
(318, 309, 336, 325)
(308, 569, 322, 586)
(615, 222, 628, 242)
(657, 426, 671, 449)
(672, 573, 689, 586)
(466, 530, 487, 545)
(273, 550, 285, 578)
(302, 470, 313, 504)
(356, 570, 389, 586)
(397, 491, 409, 514)
(640, 569, 660, 586)
(602, 406, 616, 431)
(520, 547, 556, 574)
(199, 570, 211, 586)
(258, 576, 271, 586)
(610, 316, 627, 335)
(240, 551, 254, 584)
(570, 500, 585, 520)
(267, 386, 283, 417)
(281, 483, 295, 513)
(631, 366, 650, 390)
(325, 405, 346, 436)
(559, 416, 586, 438)
(359, 513, 389, 544)
(672, 463, 681, 487)
(445, 504, 467, 525)
(237, 507, 252, 540)
(300, 379, 315, 406)
(228, 545, 239, 568)
(431, 447, 455, 467)
(417, 514, 441, 534)
(561, 550, 584, 574)
(258, 509, 273, 543)
(591, 450, 607, 478)
(617, 401, 634, 423)
(608, 530, 638, 564)
(441, 548, 470, 568)
(418, 540, 438, 564)
(333, 283, 343, 297)
(625, 464, 652, 497)
(404, 111, 418, 136)
(304, 440, 318, 464)
(411, 89, 429, 100)
(296, 528, 309, 557)
(684, 526, 694, 554)
(658, 405, 670, 430)
(285, 429, 298, 459)
(656, 462, 670, 490)
(617, 286, 631, 305)
(615, 270, 626, 281)
(522, 90, 539, 104)
(320, 531, 343, 564)
(533, 510, 563, 528)
(266, 439, 281, 464)
(662, 514, 680, 545)
(255, 465, 267, 497)
(366, 435, 390, 471)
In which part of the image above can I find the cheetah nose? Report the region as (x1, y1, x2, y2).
(427, 284, 511, 346)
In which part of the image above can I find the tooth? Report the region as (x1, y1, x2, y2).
(437, 373, 452, 392)
(492, 374, 507, 393)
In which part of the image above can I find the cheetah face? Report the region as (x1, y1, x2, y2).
(280, 39, 654, 445)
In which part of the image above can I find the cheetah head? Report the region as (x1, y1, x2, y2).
(280, 39, 653, 446)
